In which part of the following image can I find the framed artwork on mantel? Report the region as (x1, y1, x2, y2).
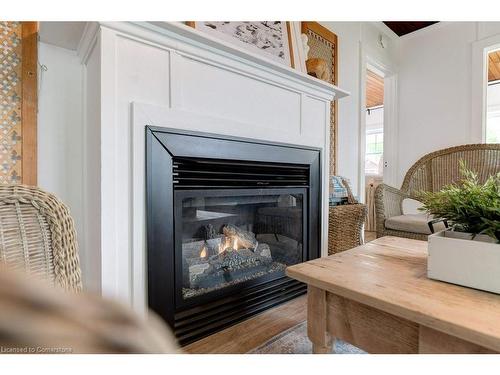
(186, 22, 295, 68)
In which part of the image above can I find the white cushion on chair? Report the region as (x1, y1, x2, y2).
(402, 198, 424, 215)
(385, 214, 446, 235)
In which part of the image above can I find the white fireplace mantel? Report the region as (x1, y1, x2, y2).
(77, 21, 349, 312)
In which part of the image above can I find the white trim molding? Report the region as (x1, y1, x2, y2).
(382, 74, 399, 187)
(471, 34, 500, 143)
(358, 44, 399, 199)
(77, 22, 100, 64)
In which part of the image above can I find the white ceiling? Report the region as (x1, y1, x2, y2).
(39, 22, 87, 50)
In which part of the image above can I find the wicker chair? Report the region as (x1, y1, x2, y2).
(0, 184, 82, 291)
(375, 143, 500, 240)
(0, 266, 178, 353)
(328, 203, 368, 254)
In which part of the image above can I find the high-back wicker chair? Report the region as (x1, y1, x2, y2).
(375, 144, 500, 240)
(0, 184, 82, 291)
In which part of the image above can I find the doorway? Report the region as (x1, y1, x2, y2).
(364, 67, 384, 237)
(365, 69, 385, 179)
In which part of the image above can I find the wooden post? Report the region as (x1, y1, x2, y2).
(307, 285, 334, 353)
(21, 21, 38, 186)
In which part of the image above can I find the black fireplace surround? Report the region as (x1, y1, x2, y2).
(146, 127, 321, 345)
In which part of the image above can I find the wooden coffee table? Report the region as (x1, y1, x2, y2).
(286, 236, 500, 354)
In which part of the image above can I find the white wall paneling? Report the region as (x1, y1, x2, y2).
(76, 22, 348, 310)
(177, 54, 302, 131)
(82, 31, 102, 294)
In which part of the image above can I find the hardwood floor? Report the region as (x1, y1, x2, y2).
(184, 295, 307, 354)
(365, 231, 377, 242)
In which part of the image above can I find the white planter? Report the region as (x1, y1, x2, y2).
(428, 229, 500, 294)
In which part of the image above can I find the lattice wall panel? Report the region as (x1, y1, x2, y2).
(0, 22, 23, 183)
(304, 26, 337, 177)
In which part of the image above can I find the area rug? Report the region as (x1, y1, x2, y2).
(249, 321, 366, 354)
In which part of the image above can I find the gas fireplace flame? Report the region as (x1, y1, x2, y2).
(218, 241, 230, 254)
(218, 242, 225, 254)
(200, 245, 207, 258)
(217, 236, 241, 254)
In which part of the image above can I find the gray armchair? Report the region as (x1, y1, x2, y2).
(375, 143, 500, 240)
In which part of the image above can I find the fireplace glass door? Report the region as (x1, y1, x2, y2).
(175, 188, 307, 304)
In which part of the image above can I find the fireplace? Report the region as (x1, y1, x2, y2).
(178, 188, 306, 302)
(146, 127, 321, 345)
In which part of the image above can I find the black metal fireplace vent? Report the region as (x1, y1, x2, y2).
(173, 157, 309, 188)
(175, 278, 306, 344)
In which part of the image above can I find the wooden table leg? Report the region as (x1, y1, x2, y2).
(307, 285, 334, 354)
(312, 342, 335, 354)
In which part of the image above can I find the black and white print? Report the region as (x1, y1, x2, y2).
(194, 21, 293, 67)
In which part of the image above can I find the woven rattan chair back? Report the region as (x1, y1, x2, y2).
(0, 185, 82, 291)
(401, 144, 500, 197)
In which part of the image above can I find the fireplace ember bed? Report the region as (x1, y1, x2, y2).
(146, 127, 321, 345)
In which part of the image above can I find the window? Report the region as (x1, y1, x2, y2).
(486, 49, 500, 143)
(366, 132, 384, 154)
(365, 107, 384, 176)
(486, 82, 500, 143)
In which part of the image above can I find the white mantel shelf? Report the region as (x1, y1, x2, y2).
(77, 21, 349, 312)
(79, 21, 349, 101)
(146, 22, 349, 99)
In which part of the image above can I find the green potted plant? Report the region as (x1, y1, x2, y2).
(418, 162, 500, 293)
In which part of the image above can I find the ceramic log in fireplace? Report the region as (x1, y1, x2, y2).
(146, 127, 321, 345)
